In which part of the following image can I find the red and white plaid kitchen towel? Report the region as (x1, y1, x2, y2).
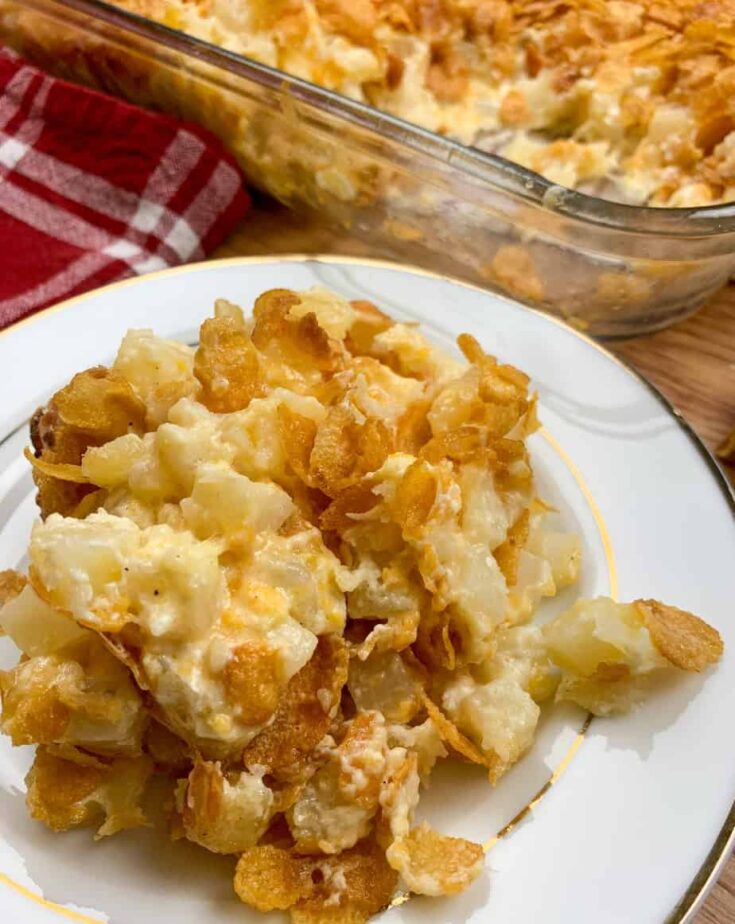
(0, 48, 250, 329)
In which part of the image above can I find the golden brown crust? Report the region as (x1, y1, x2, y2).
(315, 0, 377, 43)
(222, 640, 282, 726)
(26, 746, 104, 831)
(278, 406, 319, 484)
(0, 570, 27, 609)
(29, 366, 145, 518)
(386, 822, 484, 897)
(309, 407, 394, 498)
(194, 316, 264, 413)
(494, 508, 530, 586)
(345, 300, 392, 356)
(395, 400, 432, 454)
(426, 46, 469, 102)
(292, 838, 398, 923)
(413, 608, 456, 672)
(635, 598, 724, 671)
(112, 0, 735, 205)
(235, 837, 398, 921)
(335, 711, 385, 811)
(52, 368, 142, 435)
(181, 754, 224, 836)
(252, 289, 345, 374)
(319, 483, 380, 533)
(24, 447, 90, 484)
(421, 692, 499, 776)
(0, 665, 70, 746)
(392, 460, 437, 539)
(243, 636, 349, 781)
(25, 746, 151, 835)
(234, 844, 310, 912)
(309, 407, 359, 497)
(420, 425, 486, 465)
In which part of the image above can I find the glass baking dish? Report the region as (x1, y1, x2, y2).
(2, 0, 735, 337)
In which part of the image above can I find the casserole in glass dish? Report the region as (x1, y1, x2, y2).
(2, 0, 735, 336)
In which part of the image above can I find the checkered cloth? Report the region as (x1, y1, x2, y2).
(0, 48, 250, 328)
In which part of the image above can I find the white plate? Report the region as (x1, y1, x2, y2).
(0, 256, 733, 924)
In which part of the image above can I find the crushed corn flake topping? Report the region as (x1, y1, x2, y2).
(113, 0, 735, 206)
(0, 285, 722, 922)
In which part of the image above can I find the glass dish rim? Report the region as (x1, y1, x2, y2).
(27, 0, 735, 238)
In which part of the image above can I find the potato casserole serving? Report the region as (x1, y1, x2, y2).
(115, 0, 735, 207)
(0, 287, 723, 921)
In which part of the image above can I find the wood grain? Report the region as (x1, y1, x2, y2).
(697, 864, 735, 924)
(613, 289, 735, 452)
(213, 198, 735, 923)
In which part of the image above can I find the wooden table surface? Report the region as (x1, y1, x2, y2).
(214, 197, 735, 923)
